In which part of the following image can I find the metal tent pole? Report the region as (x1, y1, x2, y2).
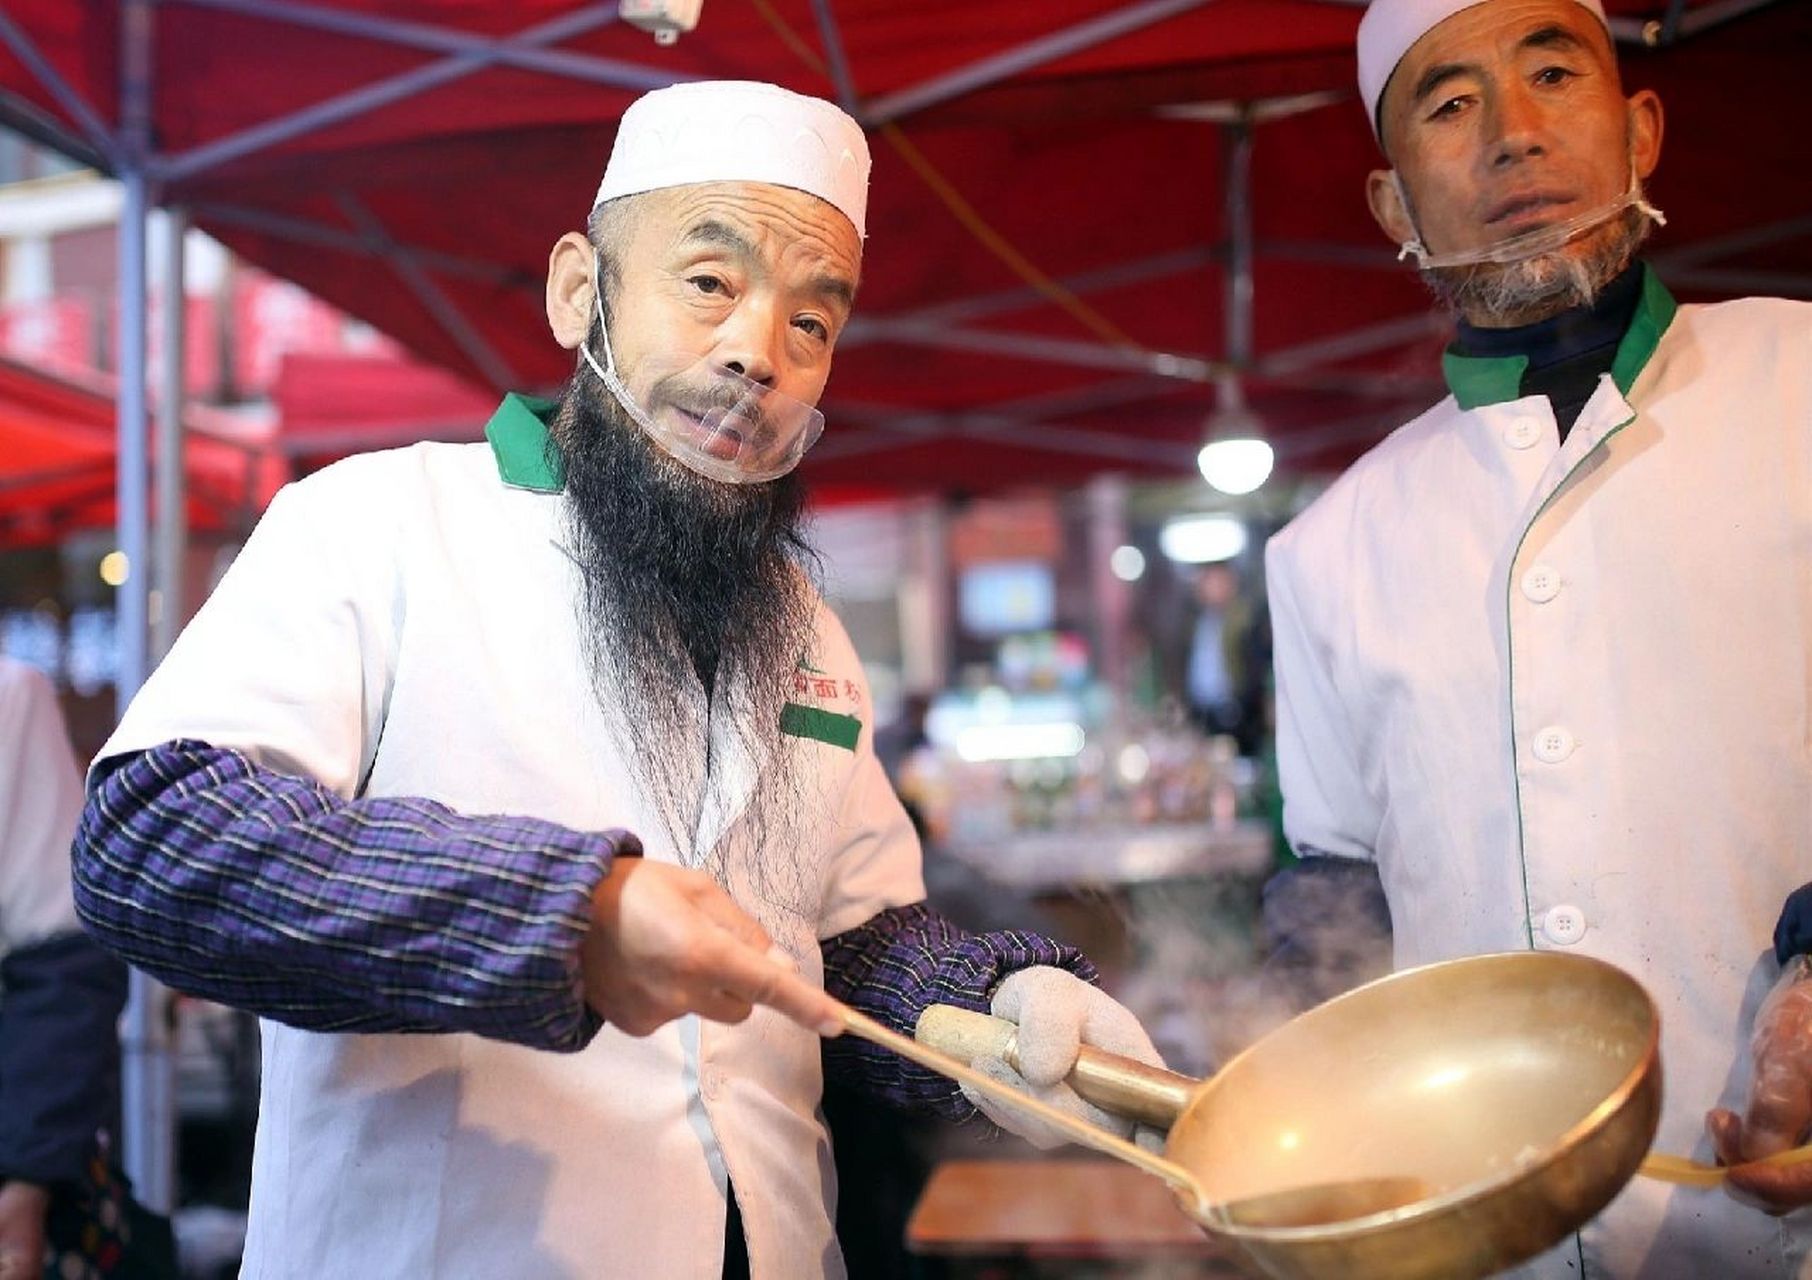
(117, 0, 177, 1215)
(1086, 474, 1131, 702)
(1222, 112, 1254, 375)
(154, 206, 187, 660)
(806, 0, 859, 113)
(862, 0, 1209, 126)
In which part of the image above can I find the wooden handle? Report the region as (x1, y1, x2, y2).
(915, 1004, 1199, 1131)
(833, 1002, 1208, 1213)
(1641, 1144, 1812, 1187)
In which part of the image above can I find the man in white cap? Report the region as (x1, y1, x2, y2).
(70, 81, 1163, 1279)
(1266, 0, 1812, 1274)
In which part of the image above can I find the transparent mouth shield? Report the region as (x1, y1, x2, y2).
(1395, 173, 1666, 271)
(580, 263, 825, 485)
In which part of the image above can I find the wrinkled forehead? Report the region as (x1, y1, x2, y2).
(1369, 0, 1616, 140)
(642, 183, 862, 278)
(1378, 0, 1618, 145)
(596, 183, 860, 324)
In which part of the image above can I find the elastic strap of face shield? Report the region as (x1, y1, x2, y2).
(580, 252, 618, 379)
(1390, 137, 1665, 270)
(578, 251, 653, 435)
(1391, 170, 1431, 264)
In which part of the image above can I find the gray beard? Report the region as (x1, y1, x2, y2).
(550, 368, 823, 920)
(1421, 203, 1653, 328)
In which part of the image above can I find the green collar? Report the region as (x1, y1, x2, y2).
(485, 393, 564, 493)
(1440, 264, 1678, 411)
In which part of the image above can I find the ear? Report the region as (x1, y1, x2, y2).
(1627, 88, 1664, 182)
(1366, 168, 1418, 246)
(545, 231, 596, 351)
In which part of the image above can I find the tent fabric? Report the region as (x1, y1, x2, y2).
(0, 0, 1806, 495)
(0, 356, 283, 548)
(272, 349, 496, 463)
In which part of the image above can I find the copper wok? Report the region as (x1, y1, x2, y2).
(887, 950, 1661, 1280)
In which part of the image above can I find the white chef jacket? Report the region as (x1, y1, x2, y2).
(96, 395, 927, 1280)
(1, 655, 84, 961)
(1268, 270, 1812, 1278)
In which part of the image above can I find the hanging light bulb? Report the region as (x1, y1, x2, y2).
(1197, 372, 1273, 495)
(1195, 112, 1277, 497)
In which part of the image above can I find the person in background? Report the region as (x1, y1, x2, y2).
(873, 691, 934, 840)
(69, 82, 1163, 1280)
(1182, 560, 1269, 757)
(1265, 0, 1812, 1274)
(1184, 562, 1244, 737)
(0, 656, 173, 1280)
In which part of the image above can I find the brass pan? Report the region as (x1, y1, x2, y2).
(908, 950, 1661, 1280)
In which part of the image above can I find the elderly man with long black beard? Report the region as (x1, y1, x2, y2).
(1265, 0, 1812, 1275)
(70, 81, 1163, 1280)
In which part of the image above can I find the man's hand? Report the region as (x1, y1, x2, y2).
(1706, 956, 1812, 1213)
(0, 1180, 50, 1280)
(581, 858, 844, 1038)
(961, 966, 1168, 1151)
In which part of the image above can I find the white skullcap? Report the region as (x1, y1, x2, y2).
(1358, 0, 1609, 140)
(593, 80, 871, 238)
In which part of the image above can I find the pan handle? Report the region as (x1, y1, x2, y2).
(915, 1004, 1199, 1131)
(833, 1002, 1211, 1216)
(1641, 1145, 1812, 1187)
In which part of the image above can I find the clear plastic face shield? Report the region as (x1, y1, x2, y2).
(1393, 165, 1666, 271)
(578, 254, 826, 485)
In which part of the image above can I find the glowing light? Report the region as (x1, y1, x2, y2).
(98, 551, 129, 587)
(1197, 437, 1274, 495)
(1277, 1130, 1302, 1152)
(1110, 545, 1146, 582)
(1116, 743, 1151, 785)
(955, 722, 1086, 763)
(1159, 515, 1248, 565)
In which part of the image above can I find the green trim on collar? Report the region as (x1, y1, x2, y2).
(485, 393, 564, 493)
(1610, 265, 1677, 396)
(1439, 263, 1678, 410)
(1443, 349, 1529, 411)
(780, 703, 861, 751)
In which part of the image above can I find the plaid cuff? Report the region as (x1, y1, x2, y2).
(820, 902, 1095, 1121)
(74, 740, 628, 1051)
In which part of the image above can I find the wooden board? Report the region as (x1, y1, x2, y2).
(906, 1158, 1231, 1260)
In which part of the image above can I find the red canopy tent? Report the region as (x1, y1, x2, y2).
(0, 0, 1803, 495)
(271, 347, 496, 464)
(0, 354, 282, 548)
(0, 0, 1802, 1211)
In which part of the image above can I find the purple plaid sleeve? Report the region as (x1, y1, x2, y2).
(818, 902, 1096, 1120)
(72, 740, 627, 1051)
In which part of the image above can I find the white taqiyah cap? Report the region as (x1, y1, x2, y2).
(593, 80, 871, 238)
(1357, 0, 1609, 140)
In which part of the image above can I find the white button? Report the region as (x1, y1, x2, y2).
(1532, 726, 1576, 763)
(1505, 417, 1543, 449)
(1542, 904, 1587, 946)
(1520, 564, 1562, 603)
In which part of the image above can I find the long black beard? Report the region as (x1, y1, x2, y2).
(550, 362, 821, 916)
